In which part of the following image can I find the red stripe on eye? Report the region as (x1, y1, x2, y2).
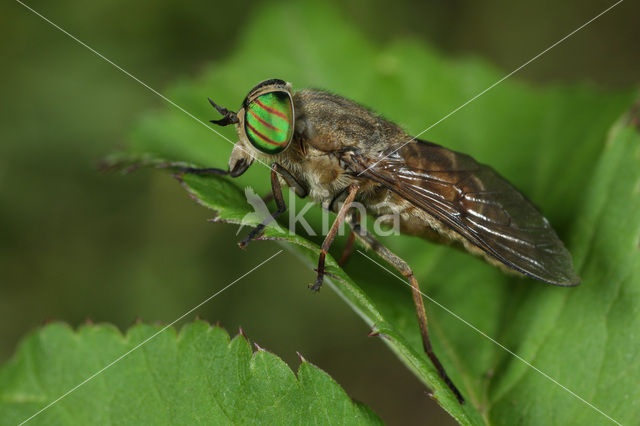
(248, 109, 282, 131)
(246, 122, 286, 147)
(254, 99, 291, 123)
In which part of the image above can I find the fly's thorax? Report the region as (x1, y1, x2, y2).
(292, 89, 408, 153)
(277, 142, 353, 204)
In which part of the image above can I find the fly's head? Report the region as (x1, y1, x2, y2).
(208, 79, 295, 177)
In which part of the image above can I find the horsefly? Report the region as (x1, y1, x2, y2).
(174, 79, 580, 403)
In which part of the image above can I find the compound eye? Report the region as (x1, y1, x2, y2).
(244, 91, 294, 154)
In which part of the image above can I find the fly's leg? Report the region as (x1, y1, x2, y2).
(174, 167, 228, 176)
(262, 192, 275, 205)
(311, 183, 360, 291)
(275, 165, 308, 198)
(238, 163, 287, 249)
(338, 230, 356, 267)
(337, 209, 360, 267)
(347, 215, 465, 404)
(161, 162, 229, 176)
(173, 161, 308, 250)
(260, 169, 306, 207)
(259, 164, 307, 212)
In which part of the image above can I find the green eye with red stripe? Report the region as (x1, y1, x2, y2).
(244, 91, 294, 154)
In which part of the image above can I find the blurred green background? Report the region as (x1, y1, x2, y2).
(2, 0, 638, 424)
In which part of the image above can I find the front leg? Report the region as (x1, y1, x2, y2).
(311, 183, 360, 291)
(238, 163, 288, 249)
(160, 162, 229, 176)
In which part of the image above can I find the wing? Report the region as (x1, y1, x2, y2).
(350, 139, 580, 286)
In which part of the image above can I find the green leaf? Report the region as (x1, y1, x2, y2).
(113, 1, 640, 424)
(0, 321, 382, 425)
(483, 115, 640, 425)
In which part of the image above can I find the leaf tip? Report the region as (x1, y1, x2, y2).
(237, 327, 249, 341)
(367, 327, 381, 338)
(296, 351, 308, 363)
(172, 172, 185, 183)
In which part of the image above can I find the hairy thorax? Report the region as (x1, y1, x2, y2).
(272, 89, 407, 207)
